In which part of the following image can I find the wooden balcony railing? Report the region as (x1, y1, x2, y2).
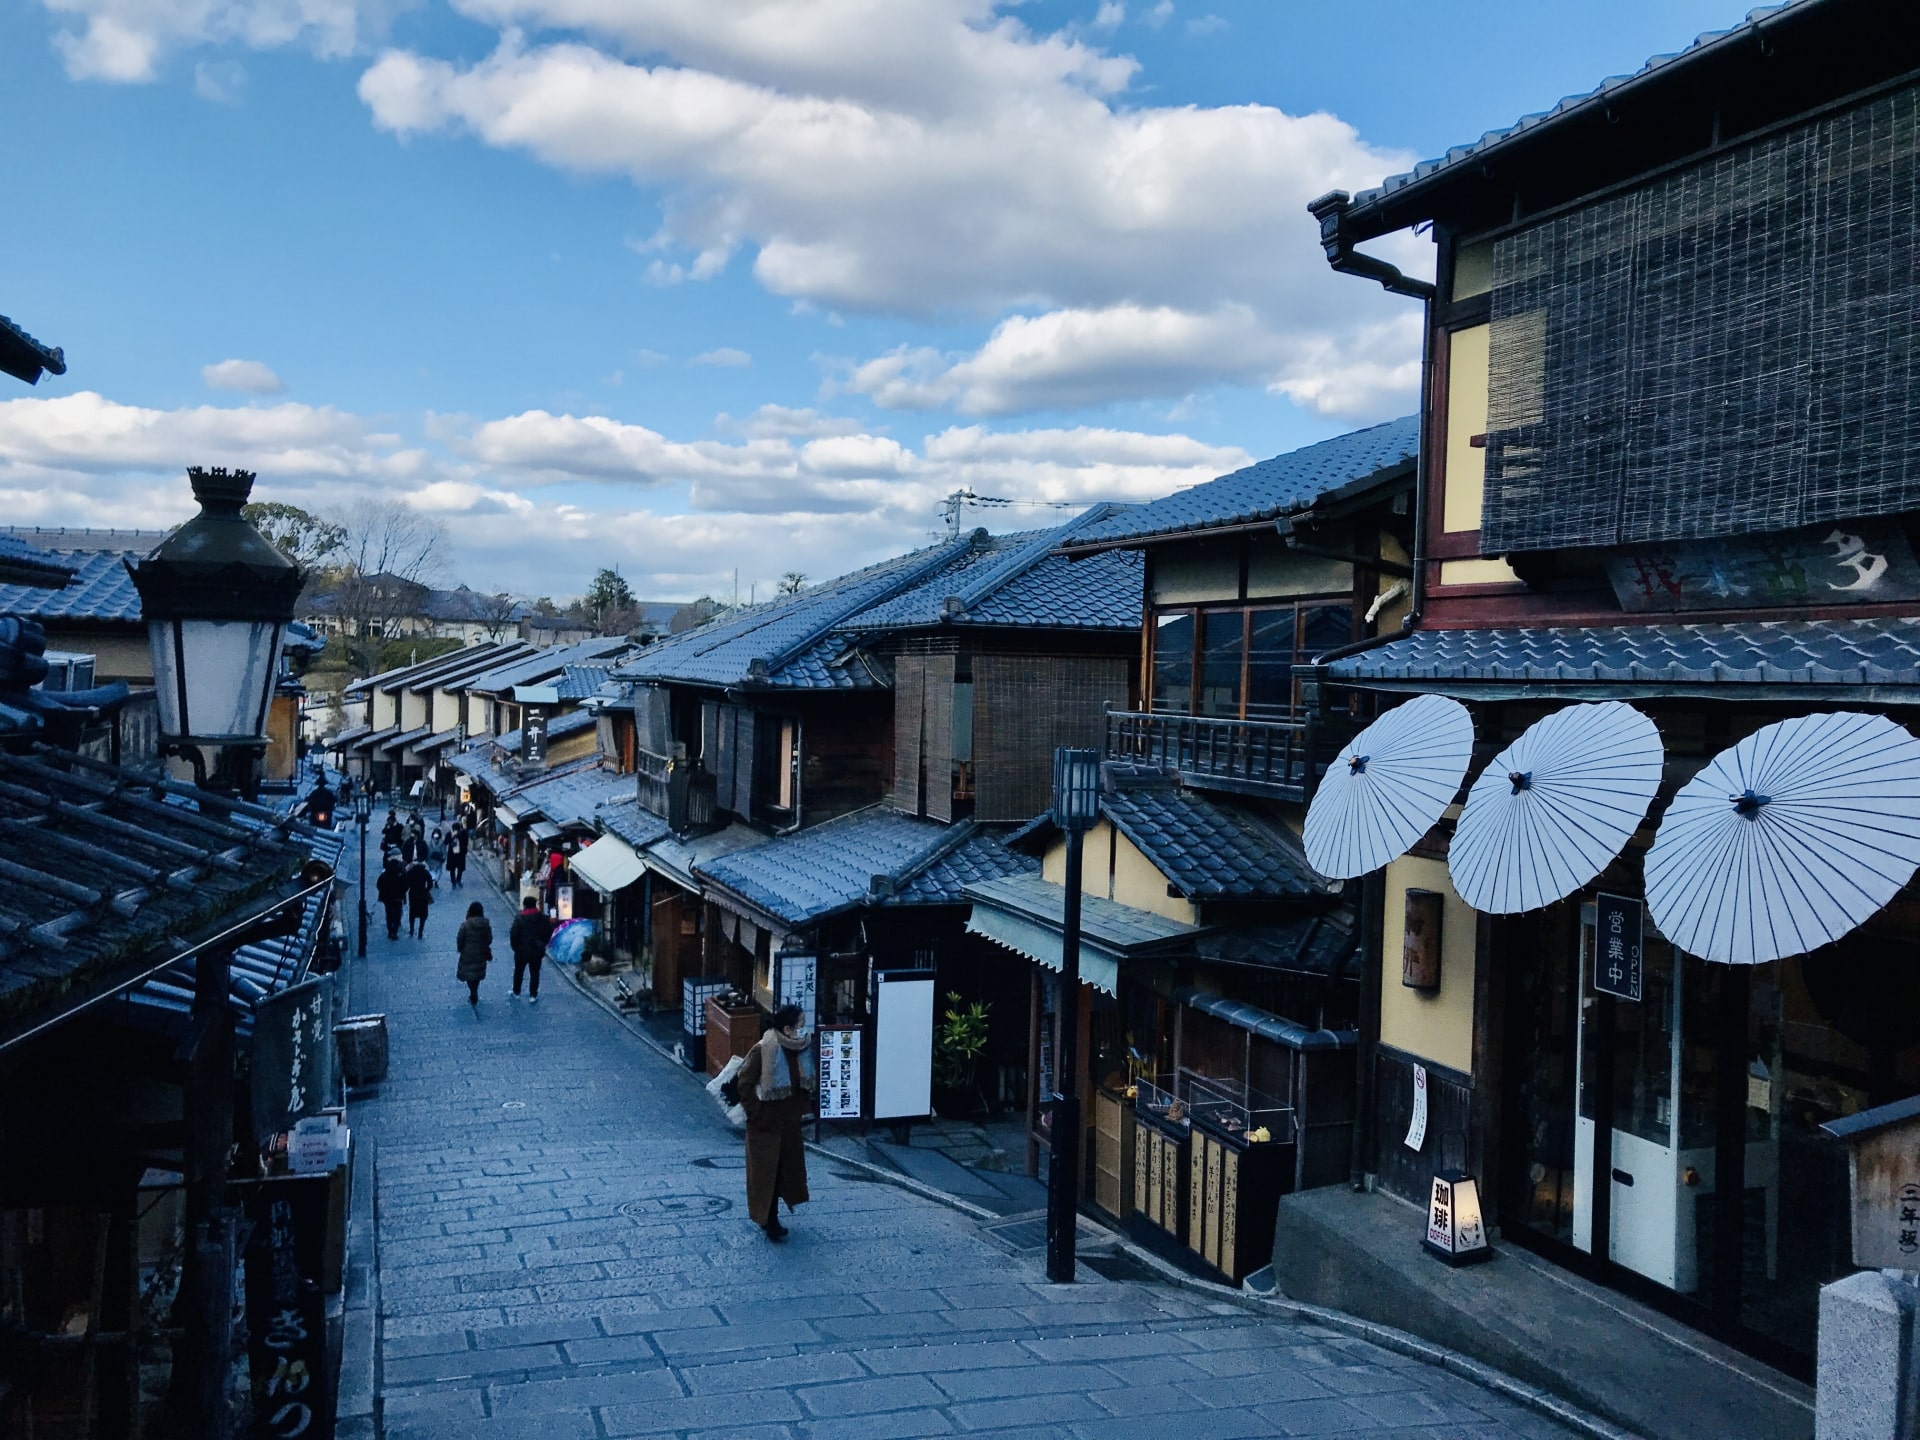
(1104, 708, 1344, 800)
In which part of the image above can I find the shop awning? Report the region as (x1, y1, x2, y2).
(528, 819, 564, 843)
(346, 725, 399, 753)
(493, 805, 520, 828)
(962, 873, 1203, 998)
(1174, 986, 1353, 1051)
(569, 834, 646, 895)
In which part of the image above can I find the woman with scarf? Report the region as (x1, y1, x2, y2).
(736, 1004, 815, 1240)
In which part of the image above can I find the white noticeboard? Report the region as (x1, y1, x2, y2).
(818, 1026, 863, 1120)
(872, 971, 935, 1120)
(777, 953, 817, 1033)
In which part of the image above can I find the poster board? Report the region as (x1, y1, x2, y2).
(818, 1026, 863, 1120)
(776, 953, 817, 1033)
(872, 970, 935, 1121)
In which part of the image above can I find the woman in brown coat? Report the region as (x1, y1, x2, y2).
(737, 1004, 814, 1240)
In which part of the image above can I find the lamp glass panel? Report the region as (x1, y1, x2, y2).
(147, 620, 186, 737)
(175, 618, 282, 740)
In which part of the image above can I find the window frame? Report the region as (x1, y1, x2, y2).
(1145, 596, 1353, 722)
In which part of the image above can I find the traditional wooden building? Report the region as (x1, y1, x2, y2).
(1301, 0, 1920, 1389)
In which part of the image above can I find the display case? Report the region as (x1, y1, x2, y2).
(1129, 1077, 1191, 1248)
(704, 993, 762, 1077)
(1186, 1080, 1292, 1283)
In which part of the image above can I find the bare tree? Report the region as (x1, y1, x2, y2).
(777, 571, 809, 595)
(315, 500, 449, 675)
(474, 590, 523, 641)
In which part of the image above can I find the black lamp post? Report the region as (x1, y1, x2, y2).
(126, 466, 305, 800)
(354, 786, 371, 959)
(1045, 747, 1101, 1284)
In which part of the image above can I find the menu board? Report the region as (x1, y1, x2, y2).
(818, 1026, 863, 1120)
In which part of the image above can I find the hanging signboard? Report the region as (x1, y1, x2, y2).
(1404, 1063, 1428, 1152)
(1603, 520, 1920, 613)
(524, 707, 548, 766)
(1593, 893, 1645, 1003)
(251, 974, 337, 1144)
(556, 884, 575, 922)
(777, 953, 817, 1033)
(818, 1025, 863, 1120)
(239, 1176, 335, 1440)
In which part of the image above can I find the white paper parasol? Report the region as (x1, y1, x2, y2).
(1645, 711, 1920, 965)
(1304, 694, 1474, 880)
(1449, 702, 1663, 914)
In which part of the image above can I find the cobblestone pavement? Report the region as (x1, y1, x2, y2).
(347, 857, 1577, 1440)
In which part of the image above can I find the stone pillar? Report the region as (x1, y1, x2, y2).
(1816, 1269, 1920, 1440)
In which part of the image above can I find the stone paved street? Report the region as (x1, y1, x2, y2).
(344, 851, 1578, 1440)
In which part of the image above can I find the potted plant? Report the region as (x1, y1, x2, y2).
(931, 992, 991, 1118)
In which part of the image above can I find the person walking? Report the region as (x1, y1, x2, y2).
(445, 825, 469, 889)
(405, 857, 435, 938)
(374, 856, 407, 942)
(736, 1004, 815, 1241)
(427, 825, 448, 877)
(381, 812, 404, 852)
(507, 894, 553, 1002)
(454, 900, 492, 1009)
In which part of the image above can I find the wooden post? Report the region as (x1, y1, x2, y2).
(179, 945, 236, 1440)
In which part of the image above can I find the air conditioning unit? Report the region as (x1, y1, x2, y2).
(39, 650, 97, 693)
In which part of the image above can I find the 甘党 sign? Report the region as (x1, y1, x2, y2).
(777, 953, 817, 1033)
(1593, 893, 1644, 1003)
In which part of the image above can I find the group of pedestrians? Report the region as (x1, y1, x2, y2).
(452, 892, 554, 1010)
(370, 806, 481, 942)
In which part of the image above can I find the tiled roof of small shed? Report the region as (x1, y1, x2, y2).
(1100, 786, 1323, 901)
(596, 797, 670, 850)
(891, 827, 1037, 906)
(0, 548, 143, 623)
(696, 810, 958, 927)
(1063, 417, 1418, 549)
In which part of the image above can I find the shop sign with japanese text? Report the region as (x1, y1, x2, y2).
(1593, 893, 1644, 1003)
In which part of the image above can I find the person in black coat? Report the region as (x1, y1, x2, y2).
(374, 857, 408, 941)
(507, 895, 554, 1001)
(381, 813, 404, 851)
(445, 825, 470, 889)
(404, 858, 435, 938)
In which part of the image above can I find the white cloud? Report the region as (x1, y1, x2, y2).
(193, 55, 246, 100)
(201, 357, 286, 393)
(1145, 0, 1173, 28)
(44, 0, 374, 81)
(691, 347, 752, 368)
(1092, 2, 1123, 28)
(715, 404, 863, 440)
(1185, 13, 1225, 36)
(0, 387, 1250, 596)
(353, 9, 1424, 417)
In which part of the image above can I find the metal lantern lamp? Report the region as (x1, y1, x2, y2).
(127, 467, 305, 797)
(1045, 747, 1101, 1284)
(353, 787, 372, 958)
(1423, 1168, 1493, 1266)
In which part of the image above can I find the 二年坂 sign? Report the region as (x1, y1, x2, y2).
(1593, 893, 1644, 1003)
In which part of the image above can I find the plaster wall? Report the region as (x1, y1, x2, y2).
(1378, 854, 1478, 1075)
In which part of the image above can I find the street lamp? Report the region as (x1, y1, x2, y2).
(354, 786, 371, 959)
(126, 466, 305, 799)
(1046, 747, 1101, 1284)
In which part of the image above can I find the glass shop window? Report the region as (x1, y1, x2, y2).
(1150, 610, 1194, 713)
(1198, 610, 1244, 718)
(1245, 608, 1296, 720)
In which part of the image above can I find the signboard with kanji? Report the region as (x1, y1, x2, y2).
(251, 975, 337, 1143)
(1593, 893, 1644, 1003)
(1820, 1095, 1920, 1271)
(239, 1176, 334, 1439)
(818, 1025, 863, 1120)
(777, 953, 817, 1033)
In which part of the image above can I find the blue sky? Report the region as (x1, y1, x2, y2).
(1, 0, 1745, 600)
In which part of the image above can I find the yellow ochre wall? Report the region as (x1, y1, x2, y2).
(1040, 821, 1199, 927)
(1379, 854, 1478, 1075)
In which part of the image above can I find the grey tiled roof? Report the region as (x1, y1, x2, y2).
(0, 313, 65, 385)
(1325, 618, 1920, 694)
(1064, 417, 1418, 548)
(841, 508, 1140, 633)
(1100, 786, 1323, 901)
(616, 540, 973, 690)
(1344, 2, 1816, 224)
(891, 827, 1039, 906)
(697, 810, 960, 927)
(0, 534, 75, 588)
(555, 664, 612, 701)
(0, 548, 142, 623)
(464, 636, 631, 693)
(511, 763, 634, 830)
(344, 641, 521, 697)
(597, 796, 671, 850)
(378, 723, 434, 753)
